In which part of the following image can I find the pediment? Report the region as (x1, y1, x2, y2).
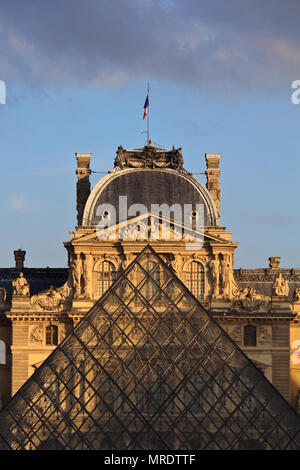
(72, 212, 229, 245)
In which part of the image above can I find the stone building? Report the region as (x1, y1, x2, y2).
(0, 142, 300, 446)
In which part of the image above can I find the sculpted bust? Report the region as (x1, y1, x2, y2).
(12, 272, 30, 296)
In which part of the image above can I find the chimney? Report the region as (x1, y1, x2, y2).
(14, 249, 26, 270)
(205, 153, 221, 220)
(75, 152, 92, 226)
(269, 257, 280, 269)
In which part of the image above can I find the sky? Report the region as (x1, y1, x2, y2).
(1, 0, 300, 269)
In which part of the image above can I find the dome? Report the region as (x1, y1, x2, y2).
(82, 146, 218, 228)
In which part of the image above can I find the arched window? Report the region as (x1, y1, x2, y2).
(97, 261, 117, 298)
(244, 325, 256, 346)
(186, 262, 205, 300)
(141, 261, 161, 300)
(46, 325, 58, 346)
(0, 340, 5, 365)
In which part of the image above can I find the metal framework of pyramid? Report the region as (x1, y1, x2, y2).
(1, 246, 300, 450)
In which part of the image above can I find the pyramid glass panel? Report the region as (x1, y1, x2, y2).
(0, 246, 300, 450)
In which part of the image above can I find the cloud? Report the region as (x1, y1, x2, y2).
(0, 0, 300, 93)
(10, 193, 32, 211)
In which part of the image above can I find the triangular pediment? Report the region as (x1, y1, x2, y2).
(0, 246, 299, 450)
(73, 212, 228, 244)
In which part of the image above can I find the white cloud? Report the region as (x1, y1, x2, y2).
(10, 193, 31, 211)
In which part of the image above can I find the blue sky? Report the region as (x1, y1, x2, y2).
(1, 0, 300, 269)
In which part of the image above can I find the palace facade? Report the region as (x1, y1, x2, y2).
(1, 142, 300, 447)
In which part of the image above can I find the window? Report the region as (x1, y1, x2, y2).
(186, 262, 205, 300)
(97, 261, 116, 298)
(46, 325, 58, 346)
(141, 261, 161, 300)
(244, 325, 256, 346)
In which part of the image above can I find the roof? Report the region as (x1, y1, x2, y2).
(82, 145, 219, 227)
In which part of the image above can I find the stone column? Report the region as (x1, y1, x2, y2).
(75, 152, 92, 226)
(205, 153, 221, 220)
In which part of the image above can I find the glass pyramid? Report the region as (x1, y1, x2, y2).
(1, 246, 300, 450)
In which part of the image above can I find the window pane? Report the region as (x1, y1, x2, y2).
(46, 326, 58, 346)
(98, 262, 117, 298)
(186, 262, 204, 300)
(244, 326, 256, 346)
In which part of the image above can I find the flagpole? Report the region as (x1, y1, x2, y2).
(147, 83, 149, 145)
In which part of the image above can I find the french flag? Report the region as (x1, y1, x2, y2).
(143, 91, 149, 120)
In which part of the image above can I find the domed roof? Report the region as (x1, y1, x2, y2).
(82, 145, 219, 227)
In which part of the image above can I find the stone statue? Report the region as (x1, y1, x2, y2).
(232, 286, 271, 312)
(31, 285, 61, 310)
(220, 257, 231, 297)
(83, 255, 94, 297)
(136, 222, 148, 240)
(122, 254, 134, 271)
(127, 223, 138, 240)
(295, 288, 300, 302)
(71, 258, 82, 293)
(12, 272, 30, 296)
(114, 145, 184, 170)
(273, 273, 289, 297)
(0, 288, 6, 303)
(170, 225, 182, 240)
(209, 256, 219, 298)
(150, 220, 160, 240)
(170, 256, 181, 276)
(30, 283, 71, 311)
